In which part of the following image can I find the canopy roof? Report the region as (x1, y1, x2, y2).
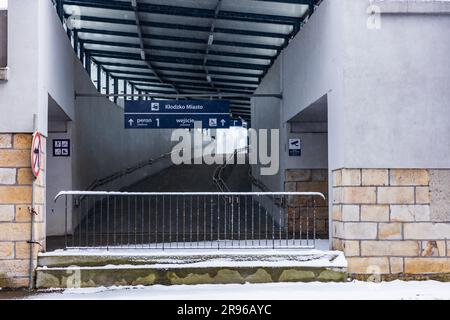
(58, 0, 320, 121)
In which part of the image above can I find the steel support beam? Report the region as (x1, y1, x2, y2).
(96, 61, 262, 79)
(86, 49, 268, 71)
(130, 0, 179, 95)
(96, 62, 102, 93)
(75, 92, 282, 99)
(105, 70, 110, 95)
(77, 28, 280, 51)
(65, 15, 289, 40)
(105, 69, 260, 85)
(63, 0, 301, 25)
(82, 39, 273, 62)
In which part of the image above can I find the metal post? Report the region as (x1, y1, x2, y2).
(105, 71, 110, 96)
(64, 195, 68, 249)
(113, 77, 118, 104)
(56, 0, 64, 23)
(123, 79, 127, 100)
(73, 30, 78, 56)
(97, 64, 102, 93)
(80, 41, 85, 67)
(86, 54, 91, 76)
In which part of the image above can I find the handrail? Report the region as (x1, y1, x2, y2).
(84, 136, 216, 192)
(213, 147, 248, 192)
(213, 151, 235, 192)
(84, 150, 175, 192)
(55, 191, 325, 201)
(248, 167, 272, 193)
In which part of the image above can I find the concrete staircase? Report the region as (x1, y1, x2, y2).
(35, 249, 347, 288)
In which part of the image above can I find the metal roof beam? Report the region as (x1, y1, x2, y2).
(130, 0, 179, 94)
(63, 0, 300, 25)
(82, 39, 273, 61)
(133, 83, 255, 95)
(86, 49, 268, 71)
(230, 106, 252, 110)
(230, 110, 251, 115)
(107, 69, 260, 85)
(78, 28, 280, 51)
(203, 0, 223, 93)
(250, 0, 314, 4)
(98, 61, 262, 79)
(117, 76, 257, 91)
(65, 15, 290, 40)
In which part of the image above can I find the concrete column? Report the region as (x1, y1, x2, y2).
(332, 168, 450, 279)
(0, 133, 46, 288)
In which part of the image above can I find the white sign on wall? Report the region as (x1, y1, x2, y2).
(289, 138, 301, 157)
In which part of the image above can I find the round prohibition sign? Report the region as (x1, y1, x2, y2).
(31, 132, 42, 178)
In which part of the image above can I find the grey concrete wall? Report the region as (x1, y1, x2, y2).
(251, 0, 450, 244)
(251, 0, 342, 194)
(284, 98, 328, 171)
(251, 58, 282, 192)
(339, 0, 450, 169)
(46, 57, 177, 236)
(0, 0, 40, 132)
(252, 0, 450, 175)
(46, 122, 73, 236)
(280, 0, 346, 171)
(71, 59, 175, 193)
(0, 0, 75, 134)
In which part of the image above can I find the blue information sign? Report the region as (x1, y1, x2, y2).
(124, 100, 231, 129)
(229, 119, 247, 128)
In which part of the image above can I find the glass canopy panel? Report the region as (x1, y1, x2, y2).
(221, 0, 309, 18)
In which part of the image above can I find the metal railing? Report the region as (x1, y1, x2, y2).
(83, 150, 174, 193)
(212, 152, 236, 192)
(55, 191, 325, 250)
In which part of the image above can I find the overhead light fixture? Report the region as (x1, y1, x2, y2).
(208, 34, 214, 46)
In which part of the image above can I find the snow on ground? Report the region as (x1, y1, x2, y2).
(24, 281, 450, 300)
(38, 239, 346, 269)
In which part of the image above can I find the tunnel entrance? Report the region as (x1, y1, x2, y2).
(284, 95, 329, 240)
(44, 0, 324, 251)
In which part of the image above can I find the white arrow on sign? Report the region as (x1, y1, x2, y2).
(220, 119, 226, 126)
(128, 119, 134, 126)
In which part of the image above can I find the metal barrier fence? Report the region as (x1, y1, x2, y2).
(55, 191, 325, 250)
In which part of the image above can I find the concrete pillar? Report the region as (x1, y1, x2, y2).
(0, 133, 46, 288)
(332, 168, 450, 279)
(285, 169, 329, 238)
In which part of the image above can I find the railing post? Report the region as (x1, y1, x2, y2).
(106, 195, 110, 251)
(64, 194, 68, 250)
(217, 194, 220, 250)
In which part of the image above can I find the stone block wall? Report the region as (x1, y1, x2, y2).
(332, 168, 450, 277)
(285, 169, 328, 238)
(0, 133, 46, 288)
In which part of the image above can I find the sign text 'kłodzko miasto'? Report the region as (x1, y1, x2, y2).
(124, 100, 231, 129)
